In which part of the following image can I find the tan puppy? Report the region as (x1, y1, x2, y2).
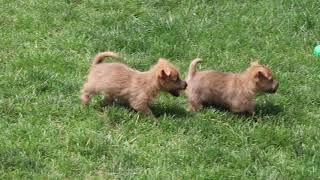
(81, 51, 187, 116)
(186, 59, 279, 113)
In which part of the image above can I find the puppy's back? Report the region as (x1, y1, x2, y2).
(188, 70, 230, 88)
(187, 70, 234, 105)
(88, 63, 136, 91)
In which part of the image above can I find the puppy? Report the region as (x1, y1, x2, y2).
(81, 51, 187, 116)
(185, 59, 279, 113)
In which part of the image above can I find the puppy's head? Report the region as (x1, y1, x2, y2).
(155, 58, 187, 97)
(249, 61, 279, 93)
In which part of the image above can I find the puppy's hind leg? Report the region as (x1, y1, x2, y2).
(80, 82, 95, 105)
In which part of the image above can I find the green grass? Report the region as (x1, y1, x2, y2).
(1, 0, 320, 179)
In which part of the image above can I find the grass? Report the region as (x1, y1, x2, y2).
(1, 0, 320, 179)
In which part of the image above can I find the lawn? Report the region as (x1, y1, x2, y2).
(1, 0, 320, 179)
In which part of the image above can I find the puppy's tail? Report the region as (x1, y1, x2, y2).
(187, 58, 202, 80)
(91, 51, 120, 66)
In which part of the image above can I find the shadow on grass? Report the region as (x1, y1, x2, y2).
(95, 100, 189, 119)
(152, 103, 189, 118)
(255, 101, 283, 116)
(94, 99, 282, 121)
(96, 100, 131, 112)
(203, 101, 283, 118)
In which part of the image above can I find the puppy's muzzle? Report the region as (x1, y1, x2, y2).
(180, 81, 188, 90)
(168, 81, 188, 97)
(270, 81, 279, 93)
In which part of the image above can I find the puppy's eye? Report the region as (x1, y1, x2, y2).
(175, 77, 181, 82)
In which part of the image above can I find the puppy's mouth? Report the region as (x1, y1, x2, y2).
(267, 88, 277, 94)
(167, 80, 187, 97)
(169, 89, 181, 97)
(267, 82, 279, 93)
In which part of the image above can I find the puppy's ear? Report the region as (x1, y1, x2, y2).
(255, 69, 272, 80)
(158, 58, 168, 64)
(251, 61, 260, 66)
(161, 68, 171, 78)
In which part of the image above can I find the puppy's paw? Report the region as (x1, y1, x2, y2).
(187, 105, 201, 112)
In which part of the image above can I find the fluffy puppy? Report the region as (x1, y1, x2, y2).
(81, 51, 187, 116)
(185, 59, 279, 113)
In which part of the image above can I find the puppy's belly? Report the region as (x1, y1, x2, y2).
(201, 89, 230, 108)
(204, 95, 228, 108)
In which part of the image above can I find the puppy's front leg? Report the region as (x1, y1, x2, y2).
(246, 101, 256, 114)
(103, 93, 114, 106)
(187, 98, 203, 112)
(138, 106, 154, 116)
(135, 105, 154, 117)
(188, 103, 203, 112)
(231, 100, 255, 114)
(130, 99, 154, 117)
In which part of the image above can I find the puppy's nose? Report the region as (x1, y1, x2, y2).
(182, 81, 188, 89)
(272, 81, 279, 92)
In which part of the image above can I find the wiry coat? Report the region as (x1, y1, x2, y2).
(186, 59, 278, 113)
(81, 51, 187, 116)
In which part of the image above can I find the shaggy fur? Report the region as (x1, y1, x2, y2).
(186, 59, 279, 113)
(81, 51, 187, 116)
